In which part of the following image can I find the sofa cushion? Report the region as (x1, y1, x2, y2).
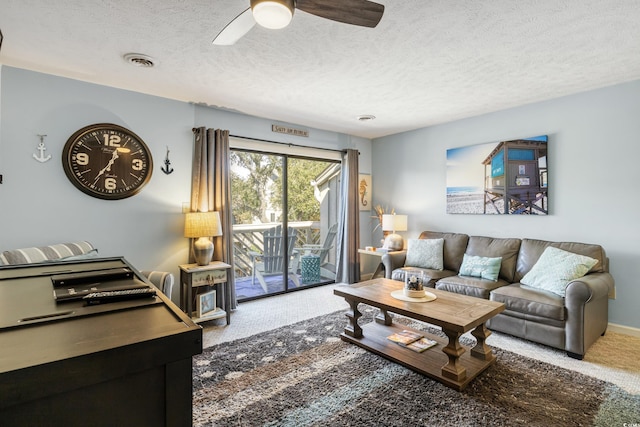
(405, 238, 444, 270)
(459, 254, 502, 281)
(465, 236, 521, 282)
(520, 247, 598, 297)
(435, 275, 509, 299)
(515, 238, 607, 282)
(490, 283, 566, 321)
(0, 241, 96, 265)
(417, 231, 469, 273)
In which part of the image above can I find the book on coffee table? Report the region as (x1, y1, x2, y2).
(387, 330, 423, 346)
(406, 337, 438, 353)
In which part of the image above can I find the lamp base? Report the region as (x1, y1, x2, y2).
(383, 233, 404, 251)
(193, 237, 214, 266)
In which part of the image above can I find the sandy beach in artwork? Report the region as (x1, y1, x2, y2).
(446, 193, 491, 214)
(446, 193, 547, 214)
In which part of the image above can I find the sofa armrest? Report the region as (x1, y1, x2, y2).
(141, 270, 175, 298)
(564, 272, 613, 358)
(381, 250, 407, 279)
(565, 272, 613, 304)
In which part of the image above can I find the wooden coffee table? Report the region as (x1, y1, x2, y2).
(334, 278, 505, 391)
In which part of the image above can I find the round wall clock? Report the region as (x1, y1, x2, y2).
(62, 123, 153, 200)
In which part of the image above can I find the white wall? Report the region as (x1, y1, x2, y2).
(0, 66, 373, 301)
(372, 80, 640, 329)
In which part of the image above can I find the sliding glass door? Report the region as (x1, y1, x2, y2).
(286, 157, 340, 290)
(230, 148, 339, 301)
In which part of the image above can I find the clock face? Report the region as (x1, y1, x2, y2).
(62, 123, 153, 200)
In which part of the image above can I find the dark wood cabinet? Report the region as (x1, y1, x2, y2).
(0, 257, 202, 427)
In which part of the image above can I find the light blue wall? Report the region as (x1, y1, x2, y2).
(372, 80, 640, 329)
(5, 65, 636, 329)
(0, 66, 373, 300)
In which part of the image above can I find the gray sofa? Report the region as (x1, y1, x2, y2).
(382, 231, 614, 359)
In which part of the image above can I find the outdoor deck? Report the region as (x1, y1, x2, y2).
(235, 273, 334, 300)
(233, 221, 336, 300)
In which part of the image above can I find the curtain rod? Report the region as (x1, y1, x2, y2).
(229, 134, 348, 155)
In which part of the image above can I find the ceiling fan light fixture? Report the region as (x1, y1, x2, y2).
(251, 0, 294, 30)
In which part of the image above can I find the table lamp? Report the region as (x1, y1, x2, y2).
(382, 214, 407, 251)
(184, 211, 222, 266)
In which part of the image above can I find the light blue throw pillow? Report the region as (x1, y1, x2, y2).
(459, 254, 502, 281)
(405, 238, 444, 270)
(521, 246, 598, 297)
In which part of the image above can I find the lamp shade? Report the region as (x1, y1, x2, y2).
(184, 211, 222, 238)
(251, 0, 294, 29)
(381, 214, 407, 232)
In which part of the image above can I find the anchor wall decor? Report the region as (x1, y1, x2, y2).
(161, 146, 174, 175)
(33, 134, 52, 163)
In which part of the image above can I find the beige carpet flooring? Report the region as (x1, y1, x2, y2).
(201, 283, 640, 395)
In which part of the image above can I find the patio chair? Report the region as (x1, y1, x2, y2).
(249, 225, 300, 292)
(291, 223, 338, 280)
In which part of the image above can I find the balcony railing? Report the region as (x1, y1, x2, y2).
(232, 221, 322, 277)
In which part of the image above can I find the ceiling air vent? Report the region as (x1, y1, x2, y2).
(123, 53, 155, 68)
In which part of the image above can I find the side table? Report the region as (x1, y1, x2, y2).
(179, 261, 232, 325)
(357, 248, 387, 280)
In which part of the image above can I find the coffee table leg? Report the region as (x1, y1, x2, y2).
(441, 329, 467, 382)
(343, 297, 362, 338)
(470, 323, 495, 361)
(375, 308, 392, 326)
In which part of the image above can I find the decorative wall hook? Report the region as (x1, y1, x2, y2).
(33, 134, 52, 163)
(161, 146, 174, 174)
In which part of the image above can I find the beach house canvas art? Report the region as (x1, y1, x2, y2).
(446, 136, 548, 215)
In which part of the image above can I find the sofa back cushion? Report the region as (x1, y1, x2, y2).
(515, 238, 608, 283)
(465, 236, 521, 282)
(417, 231, 469, 273)
(0, 241, 96, 265)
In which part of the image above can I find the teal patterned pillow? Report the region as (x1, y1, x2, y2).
(521, 246, 599, 297)
(405, 238, 444, 270)
(459, 254, 502, 281)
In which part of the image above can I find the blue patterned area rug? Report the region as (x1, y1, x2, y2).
(192, 309, 639, 426)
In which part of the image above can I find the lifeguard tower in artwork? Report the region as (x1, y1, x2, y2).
(482, 138, 548, 214)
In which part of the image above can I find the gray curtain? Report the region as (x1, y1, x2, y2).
(191, 127, 237, 309)
(335, 149, 361, 284)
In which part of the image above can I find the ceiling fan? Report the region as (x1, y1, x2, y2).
(213, 0, 385, 45)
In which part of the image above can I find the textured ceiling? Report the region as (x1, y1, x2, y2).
(2, 0, 640, 138)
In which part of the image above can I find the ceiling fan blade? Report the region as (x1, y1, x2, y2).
(213, 8, 256, 45)
(296, 0, 384, 28)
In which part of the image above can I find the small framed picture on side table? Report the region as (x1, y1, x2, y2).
(197, 290, 217, 319)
